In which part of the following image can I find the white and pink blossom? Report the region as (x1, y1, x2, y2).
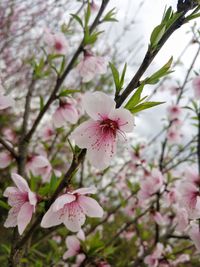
(188, 224, 200, 252)
(76, 51, 107, 83)
(71, 92, 134, 169)
(53, 97, 79, 128)
(167, 104, 182, 120)
(3, 173, 37, 235)
(41, 187, 103, 232)
(0, 151, 12, 168)
(44, 28, 68, 55)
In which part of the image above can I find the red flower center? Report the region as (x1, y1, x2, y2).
(100, 119, 119, 136)
(55, 41, 62, 51)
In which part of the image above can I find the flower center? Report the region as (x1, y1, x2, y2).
(100, 119, 118, 136)
(55, 41, 62, 51)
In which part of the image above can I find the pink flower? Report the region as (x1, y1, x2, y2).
(41, 187, 104, 232)
(44, 28, 68, 55)
(63, 236, 81, 259)
(40, 124, 56, 141)
(166, 126, 182, 144)
(188, 224, 200, 252)
(26, 155, 52, 183)
(192, 76, 200, 99)
(0, 152, 12, 168)
(138, 169, 164, 202)
(0, 94, 15, 110)
(144, 243, 163, 267)
(90, 1, 99, 12)
(3, 173, 37, 235)
(97, 261, 111, 267)
(152, 211, 167, 226)
(71, 92, 134, 169)
(53, 98, 79, 128)
(179, 182, 199, 210)
(76, 51, 107, 82)
(167, 104, 182, 120)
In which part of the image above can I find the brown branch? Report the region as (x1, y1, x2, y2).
(0, 136, 18, 159)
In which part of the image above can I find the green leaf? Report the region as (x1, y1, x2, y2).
(145, 57, 173, 84)
(84, 1, 91, 27)
(120, 63, 127, 88)
(125, 83, 145, 109)
(150, 24, 166, 48)
(70, 13, 83, 28)
(109, 62, 120, 90)
(49, 173, 60, 194)
(102, 8, 118, 22)
(59, 89, 81, 97)
(128, 101, 165, 114)
(0, 200, 9, 210)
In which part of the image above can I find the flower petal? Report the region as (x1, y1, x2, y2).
(63, 249, 77, 260)
(72, 186, 97, 195)
(4, 207, 19, 228)
(41, 206, 64, 228)
(64, 202, 86, 232)
(78, 196, 104, 218)
(52, 194, 76, 212)
(11, 173, 29, 193)
(82, 92, 115, 120)
(65, 236, 80, 251)
(17, 202, 33, 235)
(109, 108, 134, 133)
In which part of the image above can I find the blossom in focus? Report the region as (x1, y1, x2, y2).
(41, 187, 103, 232)
(76, 51, 107, 83)
(53, 97, 79, 128)
(0, 151, 12, 168)
(71, 92, 134, 169)
(44, 28, 68, 55)
(0, 94, 15, 110)
(192, 76, 200, 99)
(3, 173, 37, 235)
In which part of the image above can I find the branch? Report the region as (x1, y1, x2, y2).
(0, 136, 18, 159)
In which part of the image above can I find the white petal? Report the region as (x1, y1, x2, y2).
(52, 194, 76, 212)
(41, 206, 64, 228)
(63, 202, 86, 232)
(61, 106, 79, 124)
(11, 173, 29, 193)
(78, 196, 103, 218)
(72, 187, 97, 195)
(63, 249, 77, 260)
(17, 202, 33, 235)
(3, 186, 19, 197)
(4, 207, 19, 228)
(109, 108, 134, 133)
(82, 92, 115, 120)
(65, 236, 80, 251)
(52, 108, 65, 128)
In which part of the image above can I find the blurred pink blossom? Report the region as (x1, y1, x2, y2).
(192, 76, 200, 99)
(44, 28, 68, 55)
(188, 224, 200, 252)
(0, 151, 12, 168)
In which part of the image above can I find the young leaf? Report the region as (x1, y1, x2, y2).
(145, 57, 173, 84)
(102, 8, 118, 22)
(70, 13, 83, 28)
(125, 83, 145, 109)
(128, 101, 165, 114)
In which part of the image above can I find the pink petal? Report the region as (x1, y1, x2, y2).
(4, 206, 19, 228)
(11, 173, 29, 193)
(61, 105, 79, 124)
(82, 92, 115, 120)
(77, 229, 85, 241)
(0, 152, 12, 168)
(78, 195, 104, 218)
(52, 194, 76, 212)
(3, 186, 19, 197)
(109, 108, 134, 133)
(66, 236, 80, 251)
(63, 249, 77, 260)
(64, 202, 86, 232)
(71, 120, 99, 148)
(28, 191, 37, 207)
(53, 108, 65, 128)
(188, 224, 200, 252)
(72, 186, 97, 195)
(17, 202, 33, 235)
(41, 206, 64, 228)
